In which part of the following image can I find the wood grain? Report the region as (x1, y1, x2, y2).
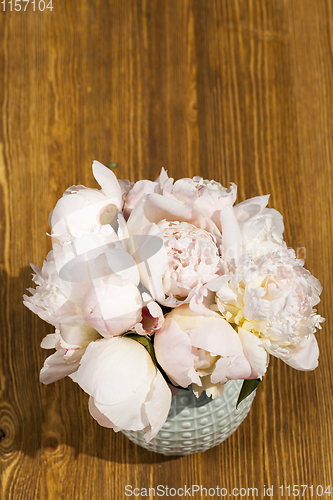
(0, 0, 332, 498)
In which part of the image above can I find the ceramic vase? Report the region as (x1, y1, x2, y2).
(122, 379, 256, 456)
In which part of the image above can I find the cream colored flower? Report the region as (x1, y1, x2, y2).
(213, 248, 323, 370)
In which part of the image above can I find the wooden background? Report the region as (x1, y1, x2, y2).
(0, 1, 332, 498)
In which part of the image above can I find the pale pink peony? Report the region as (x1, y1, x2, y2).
(157, 220, 223, 298)
(39, 315, 101, 384)
(154, 304, 267, 399)
(82, 277, 142, 337)
(123, 169, 237, 232)
(166, 176, 237, 231)
(23, 224, 138, 329)
(23, 251, 78, 328)
(124, 170, 227, 241)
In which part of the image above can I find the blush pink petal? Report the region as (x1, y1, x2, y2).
(154, 318, 201, 387)
(143, 193, 219, 236)
(51, 191, 112, 240)
(189, 285, 221, 317)
(188, 319, 243, 357)
(40, 333, 58, 349)
(93, 384, 151, 431)
(88, 396, 122, 432)
(143, 370, 172, 441)
(134, 238, 167, 303)
(234, 195, 284, 241)
(193, 184, 237, 230)
(275, 333, 319, 371)
(59, 315, 100, 348)
(124, 180, 160, 216)
(154, 167, 169, 188)
(210, 357, 230, 384)
(237, 327, 268, 378)
(71, 337, 172, 437)
(40, 348, 82, 384)
(234, 195, 270, 222)
(226, 352, 254, 380)
(82, 281, 142, 337)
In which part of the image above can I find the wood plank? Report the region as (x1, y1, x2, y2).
(0, 0, 332, 498)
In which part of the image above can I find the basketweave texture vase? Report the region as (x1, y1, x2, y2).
(122, 379, 256, 456)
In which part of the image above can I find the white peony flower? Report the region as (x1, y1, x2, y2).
(138, 170, 237, 232)
(157, 220, 223, 298)
(39, 315, 101, 384)
(213, 247, 324, 370)
(69, 335, 172, 441)
(23, 251, 78, 328)
(234, 195, 284, 246)
(154, 304, 267, 399)
(82, 277, 142, 337)
(23, 224, 132, 329)
(50, 161, 123, 243)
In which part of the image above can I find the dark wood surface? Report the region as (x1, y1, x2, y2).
(0, 1, 332, 498)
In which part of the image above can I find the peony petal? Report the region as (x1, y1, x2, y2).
(154, 167, 169, 188)
(234, 195, 270, 222)
(82, 280, 142, 337)
(40, 348, 82, 384)
(143, 370, 172, 441)
(143, 193, 219, 235)
(51, 191, 111, 240)
(189, 285, 221, 317)
(133, 233, 167, 302)
(188, 318, 243, 357)
(105, 248, 140, 286)
(59, 315, 100, 348)
(124, 180, 159, 214)
(88, 396, 121, 432)
(92, 160, 122, 208)
(238, 327, 268, 377)
(210, 357, 230, 384)
(93, 383, 150, 431)
(69, 337, 156, 406)
(193, 375, 225, 399)
(274, 333, 319, 371)
(154, 318, 201, 387)
(41, 333, 58, 349)
(220, 205, 242, 264)
(226, 352, 253, 380)
(126, 195, 152, 236)
(146, 300, 162, 319)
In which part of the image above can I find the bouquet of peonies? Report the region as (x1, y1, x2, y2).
(24, 161, 324, 441)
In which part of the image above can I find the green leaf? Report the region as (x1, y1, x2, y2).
(123, 332, 157, 365)
(107, 162, 117, 169)
(236, 378, 261, 408)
